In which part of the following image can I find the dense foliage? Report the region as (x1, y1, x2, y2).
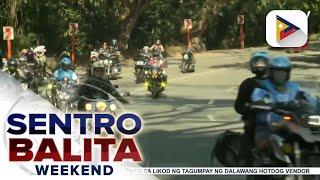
(0, 0, 319, 56)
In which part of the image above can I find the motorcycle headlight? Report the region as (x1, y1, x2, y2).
(162, 70, 166, 75)
(109, 60, 113, 65)
(96, 101, 107, 112)
(160, 82, 166, 87)
(109, 103, 117, 112)
(283, 115, 292, 122)
(104, 60, 109, 65)
(144, 81, 149, 88)
(144, 70, 149, 74)
(308, 115, 320, 126)
(47, 83, 53, 89)
(85, 103, 93, 111)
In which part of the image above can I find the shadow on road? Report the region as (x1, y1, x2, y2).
(128, 95, 243, 180)
(208, 62, 248, 70)
(129, 95, 236, 126)
(137, 128, 243, 180)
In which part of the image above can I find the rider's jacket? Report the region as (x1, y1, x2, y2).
(251, 78, 318, 126)
(53, 68, 77, 82)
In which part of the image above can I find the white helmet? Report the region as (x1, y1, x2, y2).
(143, 46, 149, 54)
(90, 51, 99, 61)
(34, 45, 46, 57)
(143, 46, 149, 51)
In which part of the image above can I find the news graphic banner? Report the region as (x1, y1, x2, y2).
(122, 167, 320, 175)
(266, 10, 308, 47)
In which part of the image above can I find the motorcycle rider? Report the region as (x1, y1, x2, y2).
(99, 42, 109, 54)
(77, 60, 128, 110)
(150, 39, 164, 55)
(21, 48, 36, 64)
(18, 56, 32, 81)
(109, 39, 119, 53)
(53, 57, 78, 83)
(234, 51, 270, 165)
(33, 45, 47, 78)
(184, 42, 195, 53)
(251, 56, 316, 157)
(6, 58, 22, 80)
(180, 42, 196, 69)
(142, 46, 150, 57)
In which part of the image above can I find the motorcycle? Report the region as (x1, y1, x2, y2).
(33, 45, 48, 80)
(134, 53, 149, 83)
(105, 51, 122, 79)
(46, 77, 78, 112)
(144, 65, 167, 99)
(77, 83, 126, 139)
(151, 50, 168, 68)
(180, 51, 195, 73)
(20, 61, 43, 93)
(212, 102, 320, 180)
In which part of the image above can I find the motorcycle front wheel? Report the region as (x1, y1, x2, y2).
(151, 82, 160, 99)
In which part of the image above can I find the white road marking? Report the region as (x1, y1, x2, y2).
(207, 114, 216, 121)
(226, 86, 238, 92)
(208, 99, 215, 105)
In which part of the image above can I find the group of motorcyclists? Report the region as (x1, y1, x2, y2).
(2, 33, 320, 173)
(1, 46, 47, 92)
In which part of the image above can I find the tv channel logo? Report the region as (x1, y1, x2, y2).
(266, 10, 308, 47)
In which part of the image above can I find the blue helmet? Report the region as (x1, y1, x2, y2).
(249, 51, 270, 74)
(268, 56, 292, 71)
(269, 56, 292, 85)
(61, 57, 71, 65)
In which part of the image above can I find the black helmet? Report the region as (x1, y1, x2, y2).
(18, 56, 27, 65)
(249, 51, 270, 74)
(60, 51, 70, 59)
(7, 58, 18, 72)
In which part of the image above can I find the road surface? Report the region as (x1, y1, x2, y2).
(50, 47, 320, 180)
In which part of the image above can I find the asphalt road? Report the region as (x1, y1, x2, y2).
(107, 47, 320, 180)
(44, 47, 320, 180)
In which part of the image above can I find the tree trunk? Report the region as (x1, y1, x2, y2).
(7, 0, 18, 27)
(118, 13, 140, 50)
(191, 0, 227, 51)
(117, 0, 151, 50)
